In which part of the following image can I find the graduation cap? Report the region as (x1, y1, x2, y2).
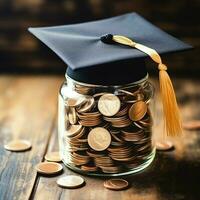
(28, 12, 192, 137)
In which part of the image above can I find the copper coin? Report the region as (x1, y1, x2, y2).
(65, 97, 85, 107)
(66, 124, 82, 137)
(45, 151, 62, 162)
(4, 139, 32, 152)
(129, 101, 147, 121)
(155, 141, 174, 151)
(81, 165, 98, 172)
(183, 120, 200, 130)
(36, 162, 63, 175)
(104, 179, 129, 190)
(57, 175, 85, 188)
(88, 127, 111, 151)
(98, 93, 121, 116)
(77, 96, 95, 113)
(68, 107, 77, 125)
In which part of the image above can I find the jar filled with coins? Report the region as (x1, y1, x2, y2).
(29, 13, 189, 176)
(58, 75, 156, 176)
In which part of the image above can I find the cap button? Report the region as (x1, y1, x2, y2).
(100, 34, 114, 44)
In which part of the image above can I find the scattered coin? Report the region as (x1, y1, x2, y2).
(57, 175, 85, 188)
(129, 100, 147, 121)
(98, 93, 121, 116)
(4, 139, 32, 152)
(45, 151, 62, 162)
(88, 127, 111, 151)
(155, 141, 174, 151)
(36, 162, 63, 175)
(183, 120, 200, 130)
(104, 179, 129, 190)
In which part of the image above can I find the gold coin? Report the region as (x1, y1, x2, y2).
(66, 124, 82, 137)
(104, 179, 129, 190)
(98, 93, 121, 116)
(36, 162, 63, 175)
(155, 141, 174, 151)
(4, 139, 32, 152)
(57, 175, 85, 188)
(128, 101, 147, 121)
(45, 151, 62, 162)
(88, 127, 111, 151)
(183, 120, 200, 130)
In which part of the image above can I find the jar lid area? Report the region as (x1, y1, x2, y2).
(66, 59, 147, 86)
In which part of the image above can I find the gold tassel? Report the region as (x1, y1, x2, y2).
(158, 63, 182, 136)
(112, 35, 182, 136)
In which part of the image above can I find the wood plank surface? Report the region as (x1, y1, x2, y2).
(0, 76, 200, 200)
(33, 77, 200, 200)
(0, 75, 63, 200)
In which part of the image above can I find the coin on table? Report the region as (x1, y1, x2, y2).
(36, 162, 63, 175)
(88, 127, 111, 151)
(45, 151, 62, 162)
(104, 179, 129, 190)
(128, 100, 147, 121)
(155, 141, 174, 151)
(183, 120, 200, 130)
(57, 175, 85, 188)
(4, 139, 32, 152)
(98, 93, 121, 116)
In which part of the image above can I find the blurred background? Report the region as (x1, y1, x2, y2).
(0, 0, 199, 76)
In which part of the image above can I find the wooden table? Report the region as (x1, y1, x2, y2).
(0, 75, 200, 200)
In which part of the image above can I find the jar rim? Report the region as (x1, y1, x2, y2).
(65, 74, 149, 89)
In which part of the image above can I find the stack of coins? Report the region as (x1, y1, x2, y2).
(62, 82, 154, 174)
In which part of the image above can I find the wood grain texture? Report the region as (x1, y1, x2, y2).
(0, 75, 63, 200)
(0, 76, 200, 200)
(32, 77, 200, 200)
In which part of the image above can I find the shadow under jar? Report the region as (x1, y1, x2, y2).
(58, 75, 155, 176)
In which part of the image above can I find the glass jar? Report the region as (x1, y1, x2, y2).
(58, 74, 155, 176)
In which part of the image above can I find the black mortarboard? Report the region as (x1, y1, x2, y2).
(28, 12, 192, 85)
(29, 12, 193, 137)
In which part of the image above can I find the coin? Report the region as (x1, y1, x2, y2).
(68, 107, 77, 125)
(100, 166, 121, 173)
(68, 126, 86, 139)
(63, 82, 154, 174)
(57, 175, 85, 188)
(77, 96, 95, 113)
(36, 162, 63, 175)
(98, 93, 121, 116)
(88, 127, 111, 151)
(104, 179, 129, 190)
(155, 141, 174, 151)
(65, 97, 86, 107)
(66, 124, 82, 137)
(129, 100, 147, 121)
(183, 120, 200, 130)
(4, 139, 32, 152)
(45, 151, 62, 162)
(81, 165, 98, 172)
